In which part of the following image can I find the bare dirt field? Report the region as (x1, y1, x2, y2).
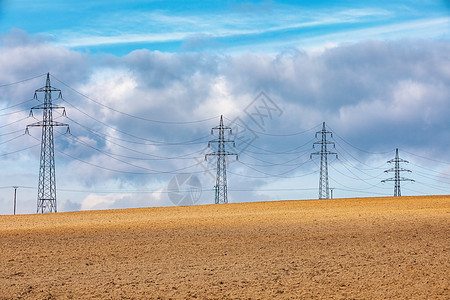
(0, 195, 449, 299)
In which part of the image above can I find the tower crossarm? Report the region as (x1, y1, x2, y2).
(30, 103, 67, 111)
(387, 157, 409, 164)
(205, 151, 238, 160)
(34, 85, 61, 94)
(208, 138, 236, 145)
(384, 167, 412, 173)
(310, 150, 337, 158)
(382, 177, 414, 183)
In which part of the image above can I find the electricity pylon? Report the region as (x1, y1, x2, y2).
(311, 122, 337, 199)
(382, 148, 414, 196)
(26, 73, 69, 213)
(205, 115, 238, 204)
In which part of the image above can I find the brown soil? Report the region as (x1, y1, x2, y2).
(0, 195, 449, 299)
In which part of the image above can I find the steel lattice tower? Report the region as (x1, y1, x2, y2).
(310, 122, 337, 199)
(205, 115, 238, 204)
(382, 148, 414, 196)
(26, 73, 69, 213)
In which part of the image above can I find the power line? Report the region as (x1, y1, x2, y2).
(327, 125, 393, 155)
(334, 142, 390, 170)
(0, 129, 27, 137)
(59, 131, 204, 173)
(0, 98, 35, 112)
(237, 159, 313, 178)
(239, 137, 315, 155)
(223, 116, 322, 137)
(0, 73, 47, 88)
(28, 133, 205, 175)
(229, 165, 317, 179)
(332, 188, 388, 196)
(238, 151, 310, 167)
(238, 148, 311, 167)
(51, 74, 220, 125)
(400, 149, 450, 165)
(61, 99, 211, 146)
(0, 143, 40, 157)
(381, 148, 414, 197)
(59, 130, 203, 161)
(63, 116, 208, 160)
(0, 116, 31, 129)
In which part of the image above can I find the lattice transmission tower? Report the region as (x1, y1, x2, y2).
(311, 122, 337, 199)
(26, 73, 69, 213)
(205, 115, 238, 204)
(382, 148, 414, 196)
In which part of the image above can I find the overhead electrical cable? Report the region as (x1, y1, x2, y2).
(311, 159, 389, 192)
(400, 149, 450, 165)
(223, 116, 322, 137)
(233, 159, 315, 179)
(0, 116, 31, 129)
(238, 149, 310, 166)
(61, 101, 210, 145)
(61, 130, 207, 164)
(334, 142, 389, 170)
(0, 73, 47, 88)
(228, 168, 317, 179)
(28, 134, 204, 175)
(65, 118, 208, 160)
(332, 188, 388, 196)
(327, 125, 393, 155)
(0, 133, 27, 146)
(0, 98, 35, 112)
(0, 129, 27, 137)
(238, 152, 311, 167)
(239, 137, 315, 155)
(334, 150, 387, 179)
(411, 170, 450, 184)
(0, 143, 40, 157)
(51, 74, 220, 125)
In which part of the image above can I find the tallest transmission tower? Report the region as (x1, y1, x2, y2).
(26, 73, 69, 213)
(311, 122, 337, 199)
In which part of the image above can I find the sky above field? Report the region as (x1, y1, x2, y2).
(0, 1, 449, 214)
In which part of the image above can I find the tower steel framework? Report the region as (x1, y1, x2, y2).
(26, 73, 69, 213)
(311, 122, 337, 199)
(382, 148, 414, 196)
(205, 115, 238, 204)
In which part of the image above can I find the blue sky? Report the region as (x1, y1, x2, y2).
(1, 1, 449, 55)
(0, 1, 449, 214)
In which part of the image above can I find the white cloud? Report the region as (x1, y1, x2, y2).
(52, 7, 394, 50)
(81, 193, 132, 210)
(0, 30, 449, 213)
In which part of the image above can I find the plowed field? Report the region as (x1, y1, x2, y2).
(1, 195, 449, 299)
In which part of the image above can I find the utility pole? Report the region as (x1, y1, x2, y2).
(382, 148, 414, 196)
(205, 115, 238, 204)
(26, 73, 69, 213)
(311, 122, 337, 199)
(13, 186, 18, 215)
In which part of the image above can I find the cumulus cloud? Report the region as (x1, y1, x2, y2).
(0, 30, 449, 213)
